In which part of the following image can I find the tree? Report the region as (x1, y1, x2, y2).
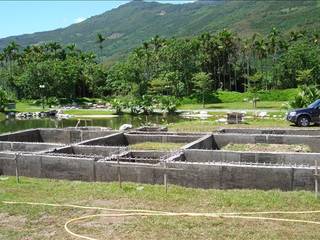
(96, 33, 105, 58)
(296, 69, 314, 86)
(192, 72, 212, 108)
(0, 87, 11, 112)
(246, 72, 263, 109)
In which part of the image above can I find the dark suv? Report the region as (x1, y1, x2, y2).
(287, 100, 320, 127)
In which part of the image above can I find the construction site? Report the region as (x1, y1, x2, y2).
(0, 126, 319, 191)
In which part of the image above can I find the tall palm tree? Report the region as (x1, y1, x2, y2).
(3, 41, 20, 78)
(96, 33, 105, 58)
(47, 42, 62, 57)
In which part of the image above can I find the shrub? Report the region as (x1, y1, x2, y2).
(0, 88, 14, 112)
(157, 96, 180, 113)
(289, 85, 320, 108)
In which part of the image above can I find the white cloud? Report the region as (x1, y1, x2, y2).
(74, 17, 86, 24)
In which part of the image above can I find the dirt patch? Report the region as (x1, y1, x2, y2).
(129, 142, 186, 151)
(222, 143, 311, 153)
(0, 213, 27, 228)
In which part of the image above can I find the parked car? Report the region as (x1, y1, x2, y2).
(287, 99, 320, 127)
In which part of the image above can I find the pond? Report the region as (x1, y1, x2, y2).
(0, 113, 192, 134)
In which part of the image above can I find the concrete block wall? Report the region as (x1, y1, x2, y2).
(167, 163, 314, 190)
(0, 153, 96, 181)
(183, 135, 214, 150)
(80, 133, 127, 146)
(72, 145, 124, 156)
(219, 128, 320, 136)
(40, 155, 95, 181)
(95, 161, 164, 184)
(120, 151, 169, 159)
(125, 133, 200, 145)
(0, 142, 62, 152)
(184, 149, 320, 165)
(0, 129, 41, 142)
(0, 152, 315, 191)
(212, 133, 320, 152)
(95, 161, 315, 191)
(40, 129, 70, 144)
(39, 128, 118, 144)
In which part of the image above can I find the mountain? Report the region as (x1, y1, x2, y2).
(0, 0, 319, 62)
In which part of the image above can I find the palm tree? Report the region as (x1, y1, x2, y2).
(96, 33, 105, 58)
(3, 41, 20, 79)
(47, 42, 62, 57)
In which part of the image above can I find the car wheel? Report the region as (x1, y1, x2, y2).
(297, 115, 310, 127)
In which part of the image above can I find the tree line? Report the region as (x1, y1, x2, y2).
(0, 28, 319, 104)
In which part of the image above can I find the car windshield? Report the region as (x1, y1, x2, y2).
(308, 100, 320, 108)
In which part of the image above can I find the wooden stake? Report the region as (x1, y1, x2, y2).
(164, 161, 168, 193)
(315, 160, 318, 199)
(117, 156, 122, 189)
(15, 154, 20, 184)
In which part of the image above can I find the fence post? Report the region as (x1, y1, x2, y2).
(15, 153, 20, 184)
(315, 160, 319, 199)
(164, 160, 168, 193)
(117, 155, 122, 189)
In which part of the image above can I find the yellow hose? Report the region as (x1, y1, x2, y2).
(3, 201, 320, 240)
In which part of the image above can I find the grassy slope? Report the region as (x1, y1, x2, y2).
(0, 1, 319, 62)
(0, 176, 320, 239)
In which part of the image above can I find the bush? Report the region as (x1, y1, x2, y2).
(111, 98, 127, 114)
(46, 97, 59, 107)
(157, 96, 180, 113)
(0, 88, 14, 112)
(289, 85, 320, 108)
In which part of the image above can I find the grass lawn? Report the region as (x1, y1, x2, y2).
(222, 143, 311, 153)
(13, 102, 115, 116)
(0, 177, 320, 239)
(179, 101, 288, 110)
(168, 118, 297, 132)
(129, 142, 186, 151)
(15, 102, 49, 113)
(63, 109, 115, 116)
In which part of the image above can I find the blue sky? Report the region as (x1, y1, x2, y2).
(0, 1, 193, 39)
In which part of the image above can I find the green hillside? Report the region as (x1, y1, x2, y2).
(0, 0, 319, 61)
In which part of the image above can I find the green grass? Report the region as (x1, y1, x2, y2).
(222, 143, 311, 153)
(216, 89, 298, 103)
(129, 142, 186, 151)
(11, 101, 115, 116)
(63, 109, 115, 116)
(1, 176, 320, 239)
(179, 101, 288, 111)
(168, 118, 296, 132)
(15, 102, 49, 113)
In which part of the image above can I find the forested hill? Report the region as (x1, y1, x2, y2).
(0, 0, 319, 61)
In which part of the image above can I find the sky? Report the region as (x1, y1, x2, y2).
(0, 1, 193, 39)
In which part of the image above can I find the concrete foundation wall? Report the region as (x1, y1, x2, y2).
(0, 129, 41, 142)
(0, 152, 315, 190)
(40, 155, 95, 181)
(183, 135, 214, 150)
(125, 134, 200, 145)
(0, 142, 62, 152)
(80, 133, 127, 146)
(39, 128, 118, 144)
(122, 151, 168, 159)
(220, 128, 320, 136)
(72, 145, 124, 156)
(0, 153, 95, 181)
(184, 149, 320, 165)
(212, 133, 320, 152)
(95, 161, 164, 184)
(95, 161, 314, 191)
